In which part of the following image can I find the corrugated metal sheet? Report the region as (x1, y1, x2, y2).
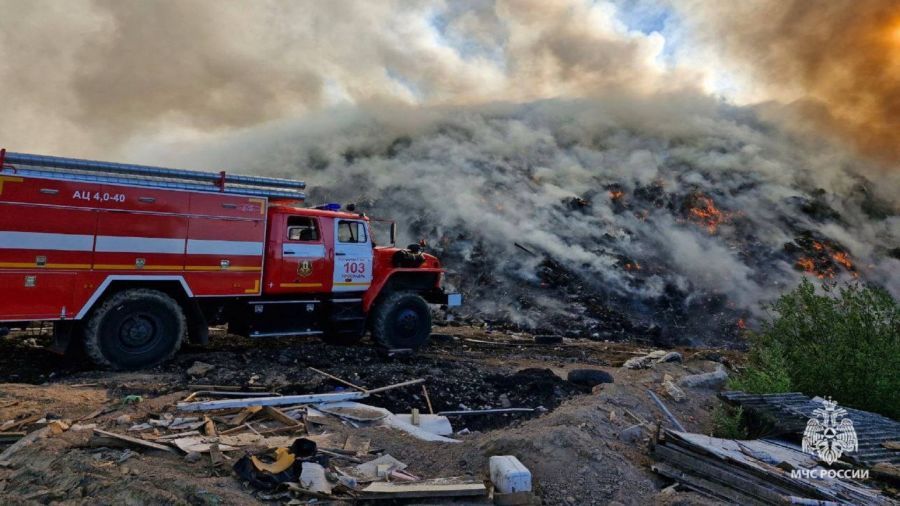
(720, 391, 900, 468)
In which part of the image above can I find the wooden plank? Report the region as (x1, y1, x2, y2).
(652, 462, 772, 506)
(422, 385, 434, 415)
(93, 429, 177, 454)
(258, 424, 305, 436)
(361, 480, 486, 499)
(7, 414, 41, 431)
(654, 443, 788, 504)
(663, 432, 838, 500)
(77, 407, 108, 423)
(308, 367, 366, 392)
(262, 406, 298, 427)
(188, 384, 268, 391)
(365, 379, 425, 395)
(229, 406, 262, 426)
(177, 391, 367, 412)
(203, 417, 217, 437)
(0, 426, 55, 464)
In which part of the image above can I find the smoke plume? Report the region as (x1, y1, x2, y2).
(1, 1, 897, 343)
(0, 0, 687, 156)
(146, 96, 900, 344)
(672, 0, 900, 164)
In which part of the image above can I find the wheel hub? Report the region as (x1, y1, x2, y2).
(119, 314, 157, 348)
(396, 308, 420, 335)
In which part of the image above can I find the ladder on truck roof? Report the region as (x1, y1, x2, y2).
(0, 149, 306, 200)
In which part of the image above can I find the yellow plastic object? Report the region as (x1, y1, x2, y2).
(250, 447, 295, 474)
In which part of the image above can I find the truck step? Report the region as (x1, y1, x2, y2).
(249, 330, 324, 338)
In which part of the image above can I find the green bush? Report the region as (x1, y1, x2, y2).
(712, 404, 748, 439)
(731, 279, 899, 419)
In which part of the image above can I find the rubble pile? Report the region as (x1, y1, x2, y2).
(1, 325, 897, 504)
(162, 336, 586, 433)
(282, 103, 898, 346)
(0, 375, 522, 503)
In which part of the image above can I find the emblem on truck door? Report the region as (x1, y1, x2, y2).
(297, 260, 313, 277)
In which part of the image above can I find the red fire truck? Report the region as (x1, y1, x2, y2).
(0, 149, 460, 369)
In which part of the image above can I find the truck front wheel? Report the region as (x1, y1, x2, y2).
(83, 289, 185, 370)
(370, 292, 432, 350)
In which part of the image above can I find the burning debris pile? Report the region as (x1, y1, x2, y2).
(787, 232, 858, 279)
(173, 97, 899, 346)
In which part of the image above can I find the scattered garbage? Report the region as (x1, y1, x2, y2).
(231, 436, 341, 493)
(392, 413, 454, 436)
(622, 349, 684, 369)
(677, 365, 728, 389)
(658, 351, 682, 363)
(186, 361, 216, 377)
(324, 401, 460, 443)
(0, 330, 754, 504)
(662, 374, 686, 403)
(299, 461, 331, 494)
(622, 355, 655, 370)
(352, 454, 408, 481)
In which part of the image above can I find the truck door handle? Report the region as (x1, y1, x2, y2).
(284, 251, 295, 256)
(335, 252, 346, 256)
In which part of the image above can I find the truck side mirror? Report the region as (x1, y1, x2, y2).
(390, 222, 397, 246)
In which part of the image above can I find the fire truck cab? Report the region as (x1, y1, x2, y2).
(0, 150, 460, 370)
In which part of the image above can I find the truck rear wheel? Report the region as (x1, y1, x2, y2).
(83, 289, 185, 370)
(370, 292, 431, 350)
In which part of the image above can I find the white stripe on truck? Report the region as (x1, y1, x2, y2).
(95, 235, 186, 254)
(0, 231, 263, 256)
(0, 231, 94, 251)
(187, 239, 264, 256)
(282, 243, 326, 258)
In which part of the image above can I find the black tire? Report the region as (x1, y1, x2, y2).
(83, 289, 185, 370)
(370, 292, 432, 350)
(567, 368, 614, 387)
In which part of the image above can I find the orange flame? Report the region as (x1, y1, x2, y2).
(796, 257, 831, 278)
(688, 195, 726, 234)
(609, 190, 624, 201)
(832, 251, 853, 270)
(737, 318, 747, 330)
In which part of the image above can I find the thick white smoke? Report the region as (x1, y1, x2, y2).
(141, 95, 900, 343)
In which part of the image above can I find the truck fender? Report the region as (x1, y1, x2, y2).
(364, 269, 443, 312)
(75, 275, 194, 320)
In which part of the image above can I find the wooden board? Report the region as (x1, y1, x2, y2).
(93, 429, 177, 453)
(361, 480, 486, 499)
(262, 406, 299, 427)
